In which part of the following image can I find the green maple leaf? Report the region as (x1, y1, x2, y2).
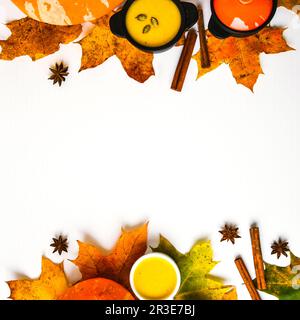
(152, 236, 236, 300)
(262, 252, 300, 300)
(278, 0, 300, 11)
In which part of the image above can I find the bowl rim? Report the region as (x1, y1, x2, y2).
(129, 252, 181, 300)
(210, 0, 278, 37)
(116, 0, 188, 53)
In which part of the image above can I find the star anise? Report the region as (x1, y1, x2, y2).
(219, 224, 241, 244)
(271, 238, 289, 259)
(49, 62, 69, 86)
(50, 235, 68, 255)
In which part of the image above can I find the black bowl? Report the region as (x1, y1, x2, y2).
(208, 0, 278, 39)
(109, 0, 198, 53)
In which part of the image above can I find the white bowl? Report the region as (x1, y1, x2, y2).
(130, 252, 181, 300)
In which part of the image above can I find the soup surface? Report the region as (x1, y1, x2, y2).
(125, 0, 182, 47)
(213, 0, 274, 31)
(133, 256, 178, 299)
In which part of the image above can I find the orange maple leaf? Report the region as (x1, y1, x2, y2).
(0, 18, 82, 61)
(278, 0, 300, 11)
(193, 27, 293, 91)
(72, 223, 148, 289)
(7, 257, 68, 300)
(79, 15, 154, 83)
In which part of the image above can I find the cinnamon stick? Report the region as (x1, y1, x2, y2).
(171, 33, 189, 90)
(235, 257, 261, 300)
(171, 29, 197, 92)
(197, 6, 210, 69)
(250, 226, 267, 290)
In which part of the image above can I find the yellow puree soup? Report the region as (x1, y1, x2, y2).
(125, 0, 182, 47)
(133, 257, 178, 299)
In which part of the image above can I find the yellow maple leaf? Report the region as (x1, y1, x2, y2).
(0, 18, 82, 61)
(72, 223, 148, 290)
(193, 27, 293, 91)
(79, 15, 154, 83)
(7, 257, 68, 300)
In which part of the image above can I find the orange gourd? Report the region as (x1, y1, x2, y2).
(58, 278, 135, 300)
(11, 0, 123, 25)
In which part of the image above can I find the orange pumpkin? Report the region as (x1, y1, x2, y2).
(58, 278, 135, 300)
(11, 0, 123, 25)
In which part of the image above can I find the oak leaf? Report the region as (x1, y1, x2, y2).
(0, 18, 82, 61)
(7, 257, 68, 300)
(193, 28, 293, 91)
(259, 252, 300, 299)
(79, 15, 154, 83)
(152, 236, 237, 300)
(72, 223, 148, 290)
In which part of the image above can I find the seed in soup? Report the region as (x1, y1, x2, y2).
(125, 0, 182, 47)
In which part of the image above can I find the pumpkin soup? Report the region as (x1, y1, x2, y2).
(131, 254, 180, 299)
(125, 0, 182, 47)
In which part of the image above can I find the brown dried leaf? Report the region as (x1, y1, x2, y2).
(0, 18, 82, 61)
(79, 15, 154, 83)
(193, 28, 293, 91)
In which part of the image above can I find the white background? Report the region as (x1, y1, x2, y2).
(0, 0, 299, 300)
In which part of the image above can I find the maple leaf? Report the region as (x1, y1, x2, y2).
(152, 236, 237, 300)
(278, 0, 300, 11)
(259, 252, 300, 299)
(193, 27, 293, 91)
(78, 14, 154, 83)
(7, 257, 68, 300)
(176, 33, 186, 47)
(0, 18, 82, 61)
(72, 223, 148, 290)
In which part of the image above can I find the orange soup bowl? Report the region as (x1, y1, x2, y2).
(208, 0, 277, 38)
